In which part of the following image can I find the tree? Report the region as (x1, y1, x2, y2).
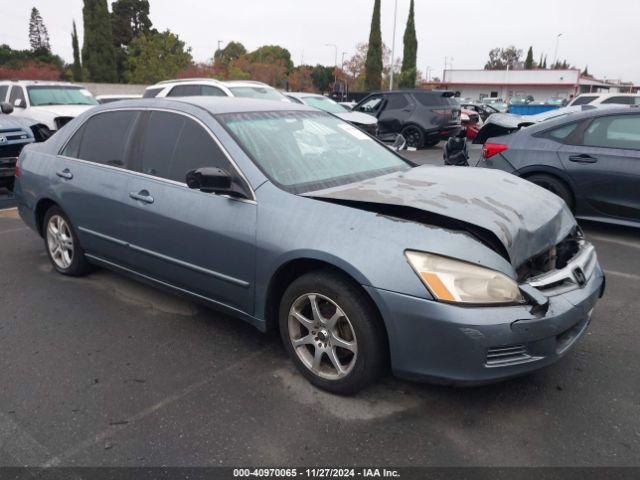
(111, 0, 153, 81)
(71, 21, 82, 81)
(214, 41, 247, 67)
(246, 45, 294, 73)
(311, 65, 334, 93)
(124, 30, 192, 84)
(288, 66, 315, 92)
(29, 7, 51, 53)
(524, 46, 534, 69)
(364, 0, 383, 91)
(542, 55, 547, 69)
(398, 0, 417, 88)
(582, 65, 590, 77)
(484, 46, 522, 70)
(82, 0, 118, 82)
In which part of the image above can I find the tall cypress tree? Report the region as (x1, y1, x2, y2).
(399, 0, 417, 88)
(82, 0, 117, 82)
(71, 21, 83, 81)
(29, 7, 51, 53)
(524, 46, 534, 69)
(364, 0, 383, 91)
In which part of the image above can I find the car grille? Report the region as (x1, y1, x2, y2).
(0, 144, 26, 159)
(517, 229, 582, 282)
(485, 344, 531, 367)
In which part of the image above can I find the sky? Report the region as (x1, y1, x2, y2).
(1, 0, 639, 84)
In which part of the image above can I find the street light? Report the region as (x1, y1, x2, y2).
(325, 43, 338, 85)
(389, 0, 398, 91)
(553, 33, 563, 67)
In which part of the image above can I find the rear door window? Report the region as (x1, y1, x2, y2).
(385, 94, 409, 110)
(581, 114, 640, 150)
(63, 111, 140, 167)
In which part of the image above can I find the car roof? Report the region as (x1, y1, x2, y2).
(524, 105, 638, 132)
(0, 80, 83, 87)
(286, 92, 325, 99)
(152, 78, 226, 87)
(577, 92, 639, 97)
(223, 80, 274, 88)
(93, 96, 315, 115)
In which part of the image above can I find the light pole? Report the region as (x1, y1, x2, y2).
(389, 0, 398, 90)
(553, 33, 562, 67)
(325, 43, 338, 86)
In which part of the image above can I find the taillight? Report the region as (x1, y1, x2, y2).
(15, 157, 20, 177)
(482, 143, 508, 159)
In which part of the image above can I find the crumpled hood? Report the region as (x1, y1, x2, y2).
(335, 111, 378, 126)
(306, 166, 576, 268)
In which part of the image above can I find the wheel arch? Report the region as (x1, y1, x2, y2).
(263, 257, 388, 345)
(34, 198, 60, 237)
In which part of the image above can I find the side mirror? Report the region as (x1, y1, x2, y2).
(0, 102, 14, 114)
(186, 167, 245, 198)
(391, 134, 407, 152)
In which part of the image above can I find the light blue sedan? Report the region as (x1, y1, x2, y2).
(13, 97, 604, 394)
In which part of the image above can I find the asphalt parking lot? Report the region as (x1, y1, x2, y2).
(0, 147, 639, 467)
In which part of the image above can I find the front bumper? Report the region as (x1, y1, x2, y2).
(366, 261, 604, 385)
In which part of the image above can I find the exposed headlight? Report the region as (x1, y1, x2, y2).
(405, 251, 524, 305)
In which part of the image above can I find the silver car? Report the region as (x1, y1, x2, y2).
(14, 97, 605, 394)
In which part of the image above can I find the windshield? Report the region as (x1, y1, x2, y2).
(219, 110, 410, 194)
(27, 86, 98, 106)
(229, 86, 289, 102)
(301, 96, 348, 113)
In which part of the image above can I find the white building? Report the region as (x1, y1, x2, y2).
(424, 69, 617, 102)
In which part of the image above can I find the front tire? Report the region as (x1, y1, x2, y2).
(526, 173, 574, 211)
(43, 206, 92, 276)
(279, 270, 387, 395)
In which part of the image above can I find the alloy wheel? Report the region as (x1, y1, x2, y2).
(46, 215, 74, 269)
(403, 126, 422, 148)
(288, 293, 358, 380)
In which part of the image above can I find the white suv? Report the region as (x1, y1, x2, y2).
(0, 81, 99, 132)
(568, 92, 640, 107)
(143, 78, 291, 103)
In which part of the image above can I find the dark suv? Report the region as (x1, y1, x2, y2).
(353, 90, 461, 148)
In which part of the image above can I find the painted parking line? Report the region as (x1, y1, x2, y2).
(0, 411, 53, 467)
(604, 269, 640, 281)
(589, 235, 640, 250)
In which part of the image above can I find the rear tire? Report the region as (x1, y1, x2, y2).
(402, 125, 425, 149)
(43, 206, 93, 276)
(279, 270, 387, 395)
(526, 173, 574, 211)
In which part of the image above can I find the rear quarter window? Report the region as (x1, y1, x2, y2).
(571, 96, 596, 106)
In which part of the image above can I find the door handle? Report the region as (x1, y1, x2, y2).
(129, 191, 154, 204)
(569, 154, 598, 164)
(56, 169, 73, 180)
